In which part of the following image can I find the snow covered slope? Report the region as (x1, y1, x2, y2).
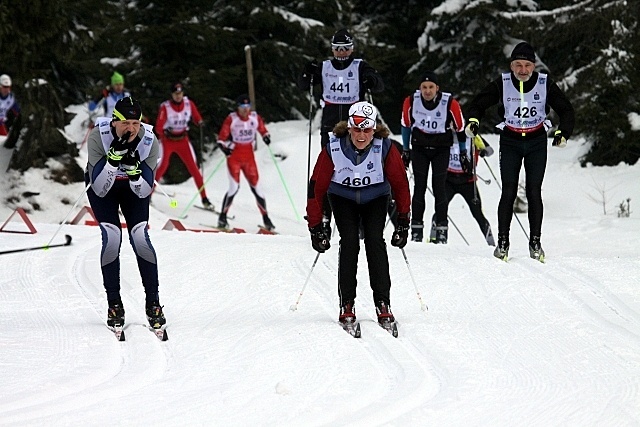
(0, 109, 639, 425)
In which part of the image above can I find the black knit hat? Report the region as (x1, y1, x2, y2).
(236, 94, 251, 106)
(420, 70, 439, 86)
(112, 96, 142, 121)
(511, 42, 536, 63)
(171, 82, 183, 93)
(331, 28, 353, 46)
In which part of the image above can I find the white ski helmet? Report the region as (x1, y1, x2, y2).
(348, 101, 377, 129)
(0, 74, 11, 87)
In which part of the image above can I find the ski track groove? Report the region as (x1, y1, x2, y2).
(490, 257, 640, 423)
(0, 253, 68, 416)
(516, 258, 640, 343)
(0, 238, 175, 424)
(291, 253, 439, 425)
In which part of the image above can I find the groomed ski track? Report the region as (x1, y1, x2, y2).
(1, 221, 639, 425)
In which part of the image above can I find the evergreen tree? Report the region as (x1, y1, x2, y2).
(566, 1, 640, 166)
(1, 0, 639, 180)
(0, 0, 99, 176)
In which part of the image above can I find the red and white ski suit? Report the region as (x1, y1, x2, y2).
(217, 110, 270, 215)
(154, 97, 207, 199)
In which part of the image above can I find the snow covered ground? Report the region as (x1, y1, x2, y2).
(1, 105, 639, 426)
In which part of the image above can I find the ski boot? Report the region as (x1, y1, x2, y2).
(263, 215, 276, 231)
(339, 300, 360, 337)
(217, 213, 228, 229)
(411, 221, 424, 242)
(201, 197, 214, 211)
(429, 220, 437, 242)
(107, 302, 125, 327)
(375, 301, 395, 323)
(375, 301, 398, 337)
(493, 234, 510, 261)
(529, 236, 545, 263)
(339, 300, 356, 324)
(434, 225, 448, 244)
(146, 302, 167, 329)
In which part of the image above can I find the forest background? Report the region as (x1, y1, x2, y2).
(1, 0, 638, 184)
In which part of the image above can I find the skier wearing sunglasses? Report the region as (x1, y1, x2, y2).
(298, 28, 384, 236)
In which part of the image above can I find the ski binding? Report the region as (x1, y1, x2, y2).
(109, 325, 126, 341)
(378, 320, 399, 338)
(149, 325, 168, 341)
(340, 320, 361, 338)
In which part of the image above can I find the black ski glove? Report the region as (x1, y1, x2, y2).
(309, 224, 330, 253)
(217, 142, 233, 157)
(552, 130, 567, 148)
(263, 134, 271, 145)
(304, 60, 319, 75)
(459, 150, 473, 175)
(401, 150, 411, 169)
(391, 215, 409, 248)
(106, 131, 132, 167)
(121, 150, 141, 181)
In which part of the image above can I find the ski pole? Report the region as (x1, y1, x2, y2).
(46, 183, 90, 247)
(366, 90, 389, 128)
(268, 145, 301, 222)
(482, 158, 529, 240)
(198, 124, 204, 175)
(179, 156, 226, 219)
(477, 174, 491, 185)
(78, 125, 92, 149)
(306, 74, 314, 188)
(79, 106, 97, 149)
(154, 180, 178, 208)
(289, 252, 321, 312)
(472, 140, 478, 204)
(0, 234, 73, 256)
(400, 248, 428, 311)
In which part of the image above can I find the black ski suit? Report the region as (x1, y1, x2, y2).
(297, 56, 384, 148)
(466, 71, 574, 240)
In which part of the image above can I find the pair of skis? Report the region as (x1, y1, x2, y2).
(495, 251, 545, 263)
(341, 319, 398, 338)
(108, 324, 168, 342)
(199, 224, 278, 235)
(195, 205, 277, 235)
